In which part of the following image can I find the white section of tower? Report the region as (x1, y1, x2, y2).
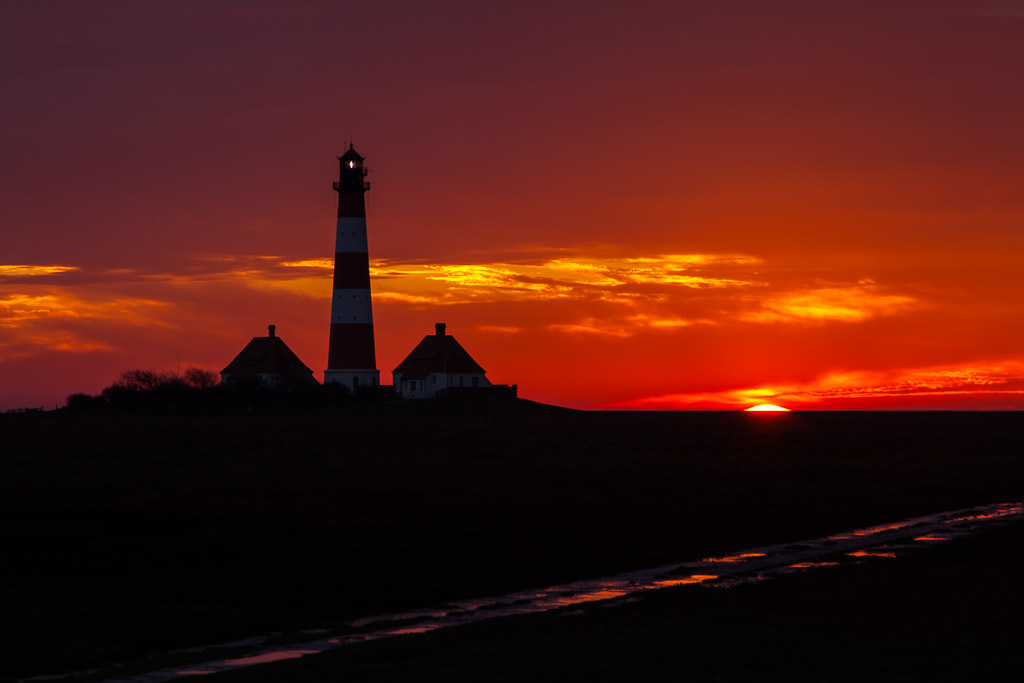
(330, 289, 374, 324)
(335, 217, 369, 252)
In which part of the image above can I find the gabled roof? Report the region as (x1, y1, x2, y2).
(339, 144, 365, 163)
(393, 326, 486, 381)
(220, 330, 313, 378)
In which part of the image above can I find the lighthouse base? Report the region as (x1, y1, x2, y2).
(324, 369, 380, 392)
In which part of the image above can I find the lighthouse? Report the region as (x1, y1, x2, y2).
(324, 144, 380, 390)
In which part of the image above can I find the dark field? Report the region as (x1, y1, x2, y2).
(212, 520, 1024, 683)
(2, 404, 1023, 680)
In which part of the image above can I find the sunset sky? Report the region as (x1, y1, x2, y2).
(3, 0, 1024, 410)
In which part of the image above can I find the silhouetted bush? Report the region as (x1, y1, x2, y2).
(183, 366, 218, 389)
(65, 392, 106, 412)
(66, 367, 394, 415)
(115, 369, 181, 392)
(87, 368, 202, 411)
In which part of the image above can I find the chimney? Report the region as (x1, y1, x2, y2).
(435, 322, 446, 336)
(268, 324, 276, 338)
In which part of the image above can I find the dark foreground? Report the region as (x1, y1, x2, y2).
(210, 521, 1024, 683)
(2, 404, 1023, 680)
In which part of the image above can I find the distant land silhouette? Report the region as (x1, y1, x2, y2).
(61, 364, 540, 416)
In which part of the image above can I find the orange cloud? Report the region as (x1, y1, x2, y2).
(364, 254, 762, 306)
(548, 319, 635, 337)
(0, 290, 171, 366)
(477, 325, 523, 334)
(279, 258, 333, 269)
(745, 282, 917, 324)
(373, 291, 446, 306)
(0, 293, 168, 328)
(548, 313, 713, 338)
(0, 265, 80, 278)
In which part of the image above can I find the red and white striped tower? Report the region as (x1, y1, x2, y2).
(324, 144, 380, 389)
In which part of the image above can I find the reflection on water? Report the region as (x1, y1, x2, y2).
(223, 650, 320, 666)
(178, 649, 322, 672)
(653, 574, 718, 588)
(47, 501, 1022, 683)
(847, 550, 897, 559)
(385, 626, 440, 636)
(788, 561, 840, 569)
(701, 552, 766, 563)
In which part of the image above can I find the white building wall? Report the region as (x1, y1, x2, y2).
(393, 371, 490, 398)
(324, 368, 380, 390)
(449, 373, 491, 390)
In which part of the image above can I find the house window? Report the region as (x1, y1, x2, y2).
(472, 377, 479, 387)
(353, 376, 359, 389)
(460, 377, 464, 387)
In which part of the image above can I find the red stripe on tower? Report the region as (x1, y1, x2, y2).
(324, 144, 380, 390)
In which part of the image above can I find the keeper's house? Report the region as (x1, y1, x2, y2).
(220, 325, 316, 387)
(393, 323, 514, 399)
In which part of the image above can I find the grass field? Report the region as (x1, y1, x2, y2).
(2, 402, 1023, 680)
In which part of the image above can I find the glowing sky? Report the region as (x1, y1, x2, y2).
(4, 0, 1024, 410)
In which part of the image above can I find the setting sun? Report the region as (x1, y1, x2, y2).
(744, 404, 791, 412)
